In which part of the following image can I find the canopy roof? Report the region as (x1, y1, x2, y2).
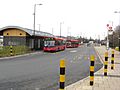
(0, 26, 54, 37)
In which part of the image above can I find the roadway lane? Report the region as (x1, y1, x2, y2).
(0, 45, 103, 90)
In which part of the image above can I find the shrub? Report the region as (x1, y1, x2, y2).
(0, 46, 31, 57)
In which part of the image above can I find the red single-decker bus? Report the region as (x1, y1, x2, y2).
(66, 39, 79, 48)
(43, 37, 66, 52)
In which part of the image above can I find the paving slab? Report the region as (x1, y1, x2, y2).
(65, 46, 120, 90)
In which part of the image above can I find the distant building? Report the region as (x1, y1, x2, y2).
(0, 26, 54, 50)
(89, 41, 94, 44)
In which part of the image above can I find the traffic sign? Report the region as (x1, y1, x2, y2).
(109, 26, 112, 30)
(107, 24, 109, 27)
(108, 29, 113, 35)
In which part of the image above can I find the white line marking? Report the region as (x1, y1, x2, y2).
(78, 56, 82, 59)
(70, 50, 77, 52)
(35, 88, 40, 90)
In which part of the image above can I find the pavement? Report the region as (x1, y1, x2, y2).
(65, 46, 120, 90)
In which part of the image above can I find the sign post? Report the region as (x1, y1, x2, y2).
(108, 27, 113, 35)
(106, 24, 113, 50)
(106, 24, 109, 50)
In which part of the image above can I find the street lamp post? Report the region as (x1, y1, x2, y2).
(60, 22, 62, 37)
(67, 27, 71, 39)
(60, 22, 64, 37)
(52, 28, 54, 35)
(114, 11, 120, 51)
(33, 4, 42, 35)
(38, 24, 41, 31)
(33, 3, 42, 49)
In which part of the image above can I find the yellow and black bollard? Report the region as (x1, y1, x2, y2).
(59, 60, 65, 90)
(111, 50, 114, 70)
(104, 52, 108, 76)
(10, 45, 13, 56)
(90, 55, 95, 86)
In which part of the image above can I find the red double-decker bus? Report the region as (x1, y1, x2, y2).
(66, 39, 79, 48)
(43, 37, 66, 52)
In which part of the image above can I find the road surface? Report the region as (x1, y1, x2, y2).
(0, 45, 103, 90)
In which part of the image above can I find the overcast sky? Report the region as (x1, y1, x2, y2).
(0, 0, 120, 39)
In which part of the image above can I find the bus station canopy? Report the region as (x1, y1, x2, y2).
(0, 26, 54, 37)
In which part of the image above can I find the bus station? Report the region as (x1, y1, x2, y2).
(0, 26, 54, 50)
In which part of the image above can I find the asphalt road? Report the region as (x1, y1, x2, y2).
(0, 45, 103, 90)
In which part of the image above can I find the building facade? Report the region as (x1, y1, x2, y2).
(0, 26, 54, 50)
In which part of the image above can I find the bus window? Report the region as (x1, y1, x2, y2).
(44, 41, 55, 47)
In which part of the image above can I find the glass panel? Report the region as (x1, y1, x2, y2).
(44, 41, 55, 47)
